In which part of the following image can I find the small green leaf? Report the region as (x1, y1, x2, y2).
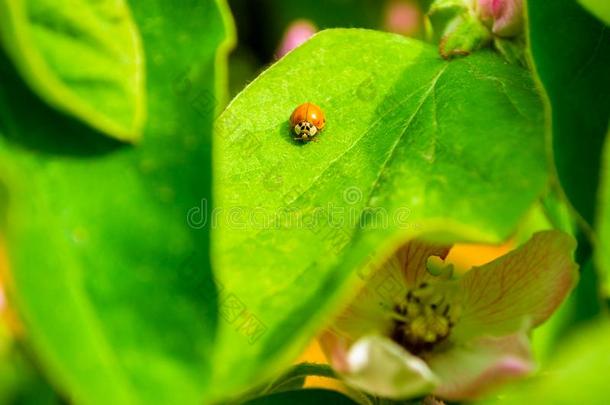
(242, 363, 375, 405)
(578, 0, 610, 25)
(0, 0, 234, 403)
(211, 29, 546, 401)
(526, 0, 610, 227)
(0, 0, 146, 142)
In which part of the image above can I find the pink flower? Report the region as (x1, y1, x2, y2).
(478, 0, 524, 37)
(384, 0, 422, 37)
(320, 231, 578, 400)
(276, 20, 317, 59)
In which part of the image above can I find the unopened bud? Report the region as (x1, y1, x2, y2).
(478, 0, 523, 37)
(276, 20, 317, 58)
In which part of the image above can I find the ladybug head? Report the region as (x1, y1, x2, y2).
(295, 121, 317, 136)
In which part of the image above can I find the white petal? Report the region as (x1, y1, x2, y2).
(341, 335, 439, 399)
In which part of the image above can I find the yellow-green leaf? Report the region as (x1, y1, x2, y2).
(0, 0, 145, 142)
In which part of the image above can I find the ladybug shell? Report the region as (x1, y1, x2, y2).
(290, 102, 326, 130)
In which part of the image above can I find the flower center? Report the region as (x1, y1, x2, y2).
(390, 282, 456, 355)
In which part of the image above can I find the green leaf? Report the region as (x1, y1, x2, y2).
(488, 321, 610, 404)
(578, 0, 610, 25)
(0, 321, 61, 405)
(244, 389, 358, 405)
(596, 129, 610, 295)
(526, 0, 610, 227)
(0, 0, 234, 403)
(211, 29, 547, 400)
(241, 363, 377, 405)
(0, 0, 146, 142)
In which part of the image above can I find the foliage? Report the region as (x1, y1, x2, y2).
(0, 0, 233, 403)
(212, 28, 547, 399)
(578, 0, 610, 25)
(526, 0, 610, 229)
(0, 0, 607, 404)
(0, 0, 146, 142)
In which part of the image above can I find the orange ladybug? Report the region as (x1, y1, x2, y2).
(290, 102, 326, 142)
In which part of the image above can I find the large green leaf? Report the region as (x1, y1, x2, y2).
(211, 29, 547, 401)
(526, 0, 610, 227)
(0, 0, 146, 142)
(0, 0, 233, 403)
(578, 0, 610, 25)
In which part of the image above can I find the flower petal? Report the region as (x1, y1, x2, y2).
(428, 332, 534, 400)
(328, 240, 452, 341)
(322, 334, 438, 399)
(394, 240, 452, 288)
(453, 230, 578, 341)
(328, 275, 398, 341)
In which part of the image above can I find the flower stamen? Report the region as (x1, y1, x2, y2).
(391, 282, 457, 354)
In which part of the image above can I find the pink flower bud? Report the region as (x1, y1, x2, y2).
(478, 0, 523, 37)
(276, 20, 317, 58)
(384, 0, 422, 37)
(478, 0, 496, 23)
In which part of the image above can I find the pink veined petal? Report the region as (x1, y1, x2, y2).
(395, 240, 452, 288)
(322, 334, 439, 399)
(327, 240, 451, 341)
(428, 332, 534, 400)
(328, 270, 398, 340)
(452, 230, 578, 342)
(319, 331, 351, 373)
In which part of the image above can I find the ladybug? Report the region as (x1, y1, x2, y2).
(290, 102, 326, 142)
